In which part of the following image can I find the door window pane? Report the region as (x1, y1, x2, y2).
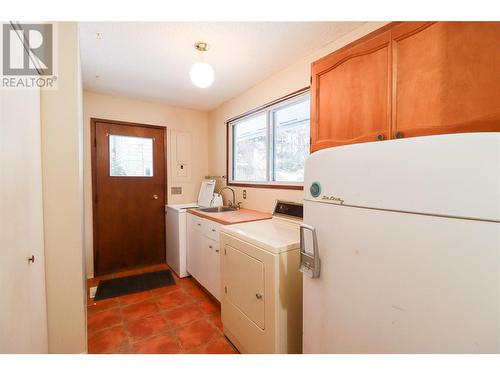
(233, 113, 267, 182)
(273, 98, 310, 182)
(109, 134, 153, 177)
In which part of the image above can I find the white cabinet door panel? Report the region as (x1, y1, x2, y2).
(187, 214, 223, 301)
(205, 238, 221, 301)
(187, 214, 203, 279)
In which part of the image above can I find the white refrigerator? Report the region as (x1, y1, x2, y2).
(301, 133, 500, 353)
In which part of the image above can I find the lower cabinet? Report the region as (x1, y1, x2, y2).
(186, 213, 221, 301)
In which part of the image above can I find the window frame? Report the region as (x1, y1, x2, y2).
(226, 87, 310, 190)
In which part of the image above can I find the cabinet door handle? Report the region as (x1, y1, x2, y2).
(215, 249, 219, 253)
(212, 229, 216, 232)
(255, 293, 263, 300)
(395, 131, 404, 139)
(197, 223, 201, 226)
(209, 245, 213, 249)
(377, 134, 385, 141)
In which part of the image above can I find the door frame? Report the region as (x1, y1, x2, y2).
(90, 118, 168, 276)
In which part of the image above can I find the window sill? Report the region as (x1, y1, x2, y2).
(227, 181, 304, 190)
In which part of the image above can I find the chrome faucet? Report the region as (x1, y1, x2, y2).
(219, 186, 241, 209)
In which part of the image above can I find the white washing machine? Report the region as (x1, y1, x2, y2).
(219, 200, 304, 353)
(166, 180, 220, 277)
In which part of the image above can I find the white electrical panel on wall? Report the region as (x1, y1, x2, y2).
(176, 132, 190, 162)
(171, 130, 192, 182)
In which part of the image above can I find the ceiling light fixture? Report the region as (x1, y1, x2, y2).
(190, 42, 214, 88)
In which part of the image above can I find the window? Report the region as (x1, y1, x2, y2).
(228, 91, 310, 187)
(109, 134, 153, 177)
(233, 112, 267, 182)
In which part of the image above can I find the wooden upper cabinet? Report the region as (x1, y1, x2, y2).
(310, 21, 500, 152)
(310, 30, 392, 152)
(392, 22, 500, 138)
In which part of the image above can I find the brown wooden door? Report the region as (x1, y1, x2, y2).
(391, 21, 500, 139)
(310, 29, 392, 152)
(92, 119, 166, 276)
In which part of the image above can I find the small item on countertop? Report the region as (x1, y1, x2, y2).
(211, 193, 223, 207)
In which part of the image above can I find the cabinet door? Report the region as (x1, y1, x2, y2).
(205, 238, 221, 301)
(392, 21, 500, 139)
(203, 219, 221, 242)
(196, 236, 211, 289)
(186, 214, 203, 279)
(311, 30, 392, 152)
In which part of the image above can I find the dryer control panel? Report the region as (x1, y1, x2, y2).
(272, 200, 303, 221)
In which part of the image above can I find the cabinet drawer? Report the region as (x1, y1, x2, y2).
(203, 219, 221, 242)
(193, 215, 204, 231)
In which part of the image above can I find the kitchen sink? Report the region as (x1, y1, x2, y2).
(197, 206, 237, 213)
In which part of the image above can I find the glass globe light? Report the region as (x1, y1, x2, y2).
(189, 61, 215, 88)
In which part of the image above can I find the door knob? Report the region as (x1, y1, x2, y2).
(153, 194, 159, 200)
(28, 255, 35, 264)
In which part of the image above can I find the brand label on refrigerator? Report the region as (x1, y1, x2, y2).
(321, 195, 344, 205)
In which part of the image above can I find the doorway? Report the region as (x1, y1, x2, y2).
(91, 118, 167, 276)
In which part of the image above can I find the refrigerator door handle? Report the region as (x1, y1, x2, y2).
(300, 224, 321, 278)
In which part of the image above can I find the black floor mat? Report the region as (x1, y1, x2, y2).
(94, 269, 175, 301)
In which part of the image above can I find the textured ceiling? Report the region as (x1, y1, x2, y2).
(79, 22, 363, 111)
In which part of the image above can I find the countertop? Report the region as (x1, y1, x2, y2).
(187, 208, 272, 225)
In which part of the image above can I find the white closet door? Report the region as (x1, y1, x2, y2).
(0, 88, 48, 353)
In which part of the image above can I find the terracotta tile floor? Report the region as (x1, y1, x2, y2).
(87, 264, 238, 354)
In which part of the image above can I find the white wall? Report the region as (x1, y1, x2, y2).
(207, 22, 389, 213)
(40, 22, 87, 353)
(83, 91, 209, 277)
